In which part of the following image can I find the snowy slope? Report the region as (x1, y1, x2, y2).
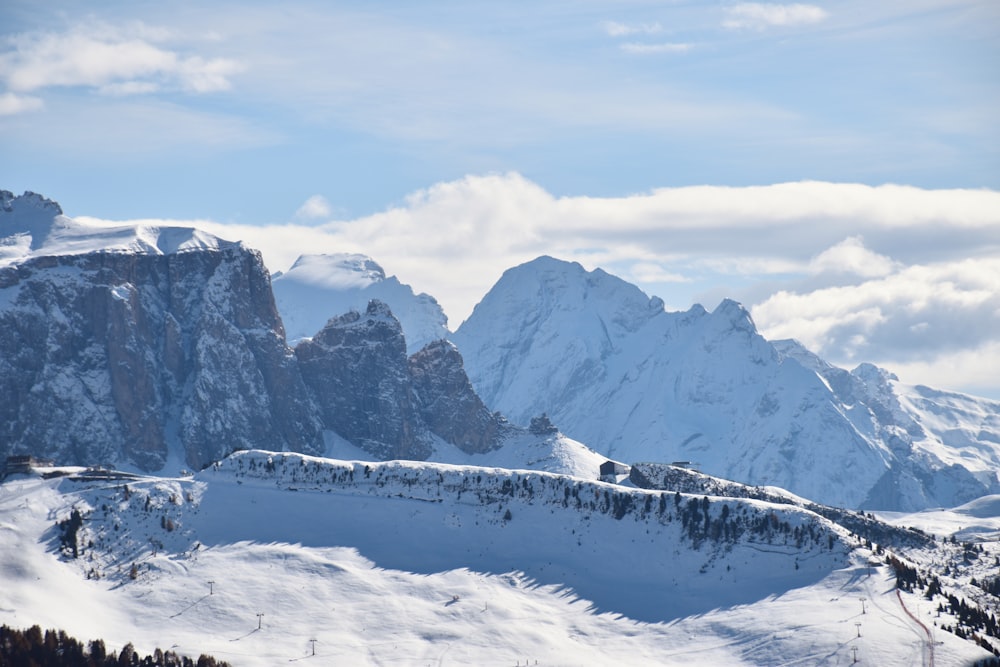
(877, 495, 1000, 542)
(272, 253, 449, 353)
(321, 424, 611, 481)
(452, 257, 889, 509)
(1, 456, 994, 666)
(1, 190, 229, 265)
(453, 256, 1000, 511)
(775, 340, 1000, 509)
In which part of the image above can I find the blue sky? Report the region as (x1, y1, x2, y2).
(2, 1, 999, 397)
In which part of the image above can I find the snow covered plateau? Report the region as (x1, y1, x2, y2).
(3, 453, 998, 665)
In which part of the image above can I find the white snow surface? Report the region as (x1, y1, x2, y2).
(877, 494, 1000, 542)
(322, 427, 610, 481)
(0, 193, 230, 267)
(2, 454, 993, 666)
(892, 381, 1000, 480)
(272, 253, 449, 353)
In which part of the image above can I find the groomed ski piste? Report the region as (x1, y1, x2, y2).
(1, 451, 994, 666)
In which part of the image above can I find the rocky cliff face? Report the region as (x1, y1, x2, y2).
(295, 301, 433, 460)
(0, 190, 546, 472)
(0, 243, 324, 471)
(295, 302, 510, 460)
(409, 339, 511, 455)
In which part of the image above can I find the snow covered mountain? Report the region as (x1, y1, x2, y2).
(0, 192, 601, 478)
(452, 256, 1000, 511)
(6, 188, 999, 511)
(0, 191, 325, 472)
(774, 340, 1000, 509)
(272, 253, 448, 353)
(2, 453, 996, 665)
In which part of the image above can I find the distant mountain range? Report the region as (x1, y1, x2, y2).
(0, 191, 582, 478)
(2, 189, 998, 511)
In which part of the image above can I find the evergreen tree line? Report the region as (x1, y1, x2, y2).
(58, 509, 85, 559)
(630, 462, 933, 550)
(0, 625, 231, 667)
(976, 576, 1000, 597)
(886, 555, 1000, 656)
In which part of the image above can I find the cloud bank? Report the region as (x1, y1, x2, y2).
(78, 174, 1000, 397)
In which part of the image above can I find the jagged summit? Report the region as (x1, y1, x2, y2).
(0, 190, 63, 214)
(272, 252, 448, 353)
(710, 297, 757, 332)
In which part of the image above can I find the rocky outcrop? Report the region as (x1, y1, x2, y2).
(295, 302, 512, 460)
(296, 301, 433, 460)
(0, 244, 324, 471)
(409, 340, 511, 454)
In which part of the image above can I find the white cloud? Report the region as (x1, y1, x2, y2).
(808, 236, 899, 278)
(295, 195, 332, 220)
(723, 3, 829, 30)
(0, 23, 242, 98)
(604, 21, 663, 37)
(752, 258, 1000, 365)
(0, 91, 43, 115)
(175, 55, 241, 93)
(620, 43, 692, 55)
(172, 174, 998, 326)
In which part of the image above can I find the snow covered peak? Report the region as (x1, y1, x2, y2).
(272, 253, 448, 353)
(454, 255, 1000, 510)
(852, 361, 899, 386)
(1, 189, 63, 222)
(464, 255, 663, 341)
(284, 253, 386, 288)
(0, 190, 233, 267)
(1, 190, 66, 258)
(711, 297, 756, 333)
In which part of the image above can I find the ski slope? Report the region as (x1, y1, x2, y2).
(1, 455, 993, 666)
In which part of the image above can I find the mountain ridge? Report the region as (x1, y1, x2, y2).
(0, 192, 605, 480)
(3, 190, 1000, 512)
(452, 256, 1000, 511)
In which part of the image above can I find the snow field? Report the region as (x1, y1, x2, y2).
(1, 456, 994, 665)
